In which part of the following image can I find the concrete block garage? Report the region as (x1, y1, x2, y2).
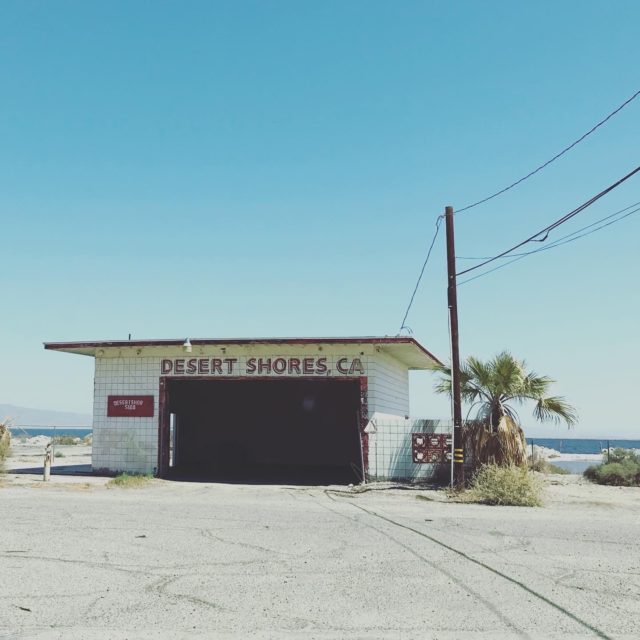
(45, 337, 443, 483)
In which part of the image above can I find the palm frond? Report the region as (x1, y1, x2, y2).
(465, 356, 494, 391)
(533, 395, 577, 427)
(513, 372, 554, 400)
(500, 403, 521, 426)
(434, 363, 484, 404)
(432, 351, 577, 443)
(490, 351, 525, 398)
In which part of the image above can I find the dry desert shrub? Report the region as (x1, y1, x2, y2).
(528, 457, 569, 474)
(51, 435, 80, 445)
(464, 416, 528, 468)
(584, 450, 640, 486)
(107, 473, 154, 488)
(0, 421, 11, 473)
(466, 463, 543, 507)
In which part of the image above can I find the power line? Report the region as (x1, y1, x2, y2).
(458, 203, 640, 286)
(396, 90, 640, 330)
(457, 254, 528, 286)
(532, 204, 640, 251)
(398, 215, 443, 333)
(457, 165, 640, 277)
(457, 89, 640, 214)
(456, 200, 640, 260)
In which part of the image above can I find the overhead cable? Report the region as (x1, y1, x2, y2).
(457, 203, 640, 286)
(457, 89, 640, 214)
(398, 216, 443, 334)
(456, 165, 640, 277)
(456, 200, 640, 260)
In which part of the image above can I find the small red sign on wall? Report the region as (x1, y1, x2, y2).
(412, 433, 452, 463)
(107, 395, 154, 417)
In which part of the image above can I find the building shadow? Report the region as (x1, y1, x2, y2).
(10, 464, 94, 476)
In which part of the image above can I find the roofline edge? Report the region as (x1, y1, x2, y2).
(43, 336, 444, 367)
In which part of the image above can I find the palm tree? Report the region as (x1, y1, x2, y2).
(434, 351, 577, 467)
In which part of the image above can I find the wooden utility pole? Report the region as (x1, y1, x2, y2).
(445, 206, 465, 488)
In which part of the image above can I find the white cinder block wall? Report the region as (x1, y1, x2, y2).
(91, 342, 445, 480)
(93, 356, 160, 474)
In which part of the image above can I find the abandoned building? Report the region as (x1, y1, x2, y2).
(44, 337, 449, 484)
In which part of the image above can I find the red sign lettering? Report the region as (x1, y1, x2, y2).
(158, 357, 365, 376)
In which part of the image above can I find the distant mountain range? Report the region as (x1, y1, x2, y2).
(0, 404, 92, 427)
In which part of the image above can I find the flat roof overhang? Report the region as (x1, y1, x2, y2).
(44, 336, 442, 370)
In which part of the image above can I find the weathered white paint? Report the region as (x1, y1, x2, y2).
(368, 349, 410, 416)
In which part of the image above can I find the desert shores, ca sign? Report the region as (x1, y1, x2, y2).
(160, 356, 366, 377)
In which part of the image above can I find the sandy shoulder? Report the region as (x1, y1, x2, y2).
(2, 443, 95, 487)
(3, 445, 638, 512)
(6, 443, 92, 467)
(540, 473, 640, 511)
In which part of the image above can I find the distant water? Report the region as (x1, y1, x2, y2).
(9, 427, 92, 439)
(552, 460, 596, 474)
(9, 432, 639, 452)
(527, 437, 640, 474)
(527, 438, 640, 454)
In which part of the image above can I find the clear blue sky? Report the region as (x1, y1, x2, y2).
(1, 1, 638, 438)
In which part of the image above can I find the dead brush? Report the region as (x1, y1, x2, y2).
(464, 416, 528, 469)
(463, 463, 543, 507)
(0, 420, 11, 473)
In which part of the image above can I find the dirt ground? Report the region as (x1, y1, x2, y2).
(4, 442, 92, 476)
(1, 448, 639, 639)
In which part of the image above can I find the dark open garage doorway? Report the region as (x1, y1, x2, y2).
(159, 377, 364, 484)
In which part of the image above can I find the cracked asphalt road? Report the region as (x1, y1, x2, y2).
(0, 478, 638, 639)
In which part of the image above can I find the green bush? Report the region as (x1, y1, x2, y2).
(467, 464, 543, 507)
(583, 465, 599, 482)
(107, 473, 154, 488)
(597, 463, 632, 486)
(546, 462, 569, 475)
(584, 455, 640, 487)
(529, 458, 569, 475)
(606, 448, 639, 464)
(51, 436, 80, 445)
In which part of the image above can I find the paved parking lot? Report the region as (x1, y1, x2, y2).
(0, 477, 638, 639)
